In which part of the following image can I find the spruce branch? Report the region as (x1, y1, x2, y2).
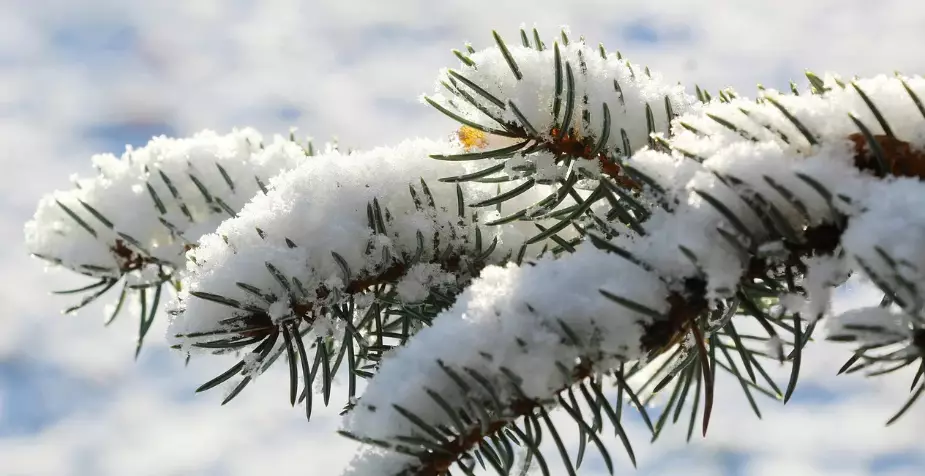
(169, 138, 561, 414)
(23, 24, 925, 476)
(427, 29, 696, 197)
(340, 69, 925, 475)
(25, 129, 317, 353)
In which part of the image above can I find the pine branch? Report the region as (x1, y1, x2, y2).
(340, 70, 925, 475)
(25, 129, 318, 352)
(23, 24, 925, 476)
(169, 138, 556, 414)
(427, 29, 696, 201)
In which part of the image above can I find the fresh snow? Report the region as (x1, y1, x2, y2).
(427, 39, 698, 158)
(25, 129, 308, 291)
(168, 138, 546, 352)
(22, 27, 925, 475)
(343, 242, 666, 440)
(342, 73, 925, 473)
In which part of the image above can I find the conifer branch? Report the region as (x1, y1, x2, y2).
(23, 26, 925, 476)
(340, 63, 925, 475)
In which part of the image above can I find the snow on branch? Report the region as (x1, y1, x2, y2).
(426, 30, 697, 182)
(168, 138, 556, 411)
(839, 177, 925, 313)
(338, 73, 925, 475)
(340, 243, 668, 474)
(24, 129, 312, 343)
(823, 176, 925, 418)
(22, 21, 925, 474)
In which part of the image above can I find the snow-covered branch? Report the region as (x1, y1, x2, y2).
(24, 129, 313, 350)
(22, 24, 925, 476)
(340, 243, 669, 475)
(168, 137, 565, 413)
(426, 30, 697, 195)
(339, 73, 925, 475)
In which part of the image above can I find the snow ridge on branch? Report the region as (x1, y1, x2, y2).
(167, 137, 563, 412)
(340, 71, 925, 475)
(24, 129, 314, 351)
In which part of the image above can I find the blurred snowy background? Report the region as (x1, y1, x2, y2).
(2, 1, 924, 475)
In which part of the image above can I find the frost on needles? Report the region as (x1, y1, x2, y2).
(23, 27, 925, 476)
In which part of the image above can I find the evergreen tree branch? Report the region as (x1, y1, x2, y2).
(25, 129, 319, 352)
(340, 69, 925, 475)
(169, 138, 562, 413)
(23, 25, 925, 476)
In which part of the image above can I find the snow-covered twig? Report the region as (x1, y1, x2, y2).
(339, 73, 925, 475)
(24, 129, 313, 351)
(168, 137, 563, 413)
